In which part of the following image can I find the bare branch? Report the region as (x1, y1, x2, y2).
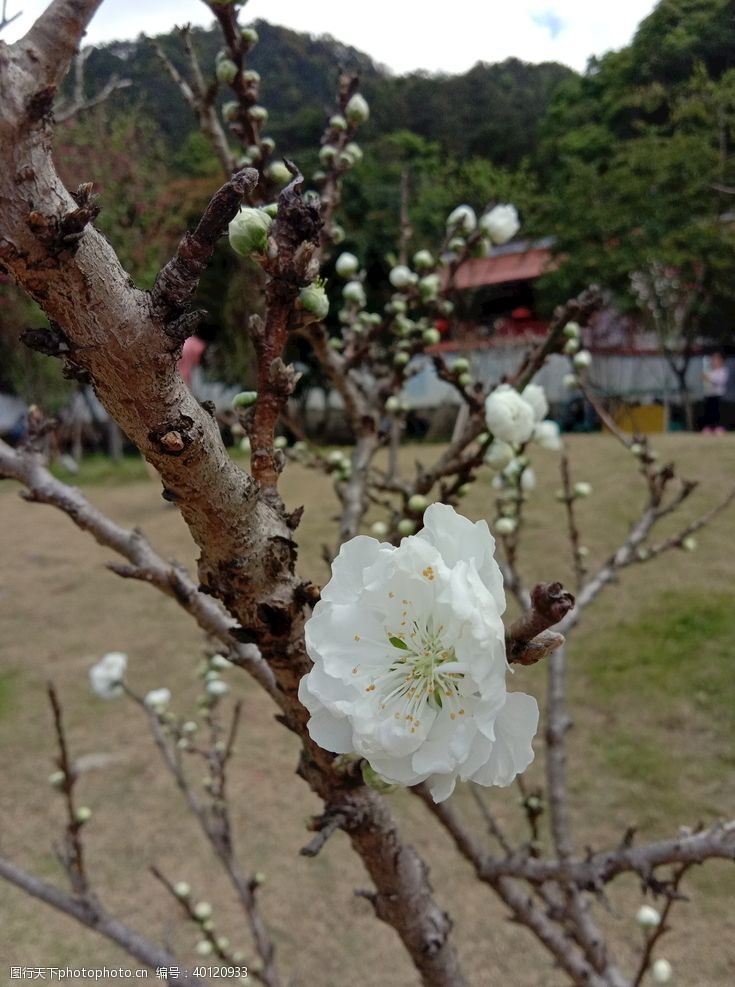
(55, 47, 131, 122)
(0, 856, 211, 985)
(15, 0, 104, 89)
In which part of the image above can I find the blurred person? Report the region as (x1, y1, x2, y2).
(702, 352, 728, 434)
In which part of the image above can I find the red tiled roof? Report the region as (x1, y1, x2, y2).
(447, 248, 554, 290)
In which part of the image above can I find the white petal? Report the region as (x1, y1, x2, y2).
(470, 692, 538, 787)
(426, 771, 458, 803)
(320, 535, 386, 603)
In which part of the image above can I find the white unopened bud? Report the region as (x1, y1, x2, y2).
(681, 536, 697, 551)
(174, 881, 191, 898)
(422, 327, 441, 346)
(652, 959, 672, 983)
(479, 203, 520, 245)
(370, 521, 389, 538)
(636, 905, 661, 928)
(216, 59, 238, 84)
(196, 941, 213, 957)
(298, 282, 329, 322)
(222, 101, 239, 122)
(206, 679, 229, 698)
(343, 281, 366, 307)
(408, 494, 429, 514)
(563, 373, 579, 390)
(563, 321, 580, 339)
(329, 114, 347, 130)
(248, 105, 268, 124)
(49, 770, 66, 789)
(335, 252, 360, 279)
(397, 518, 416, 536)
(345, 93, 369, 124)
(240, 27, 259, 45)
(194, 901, 213, 921)
(495, 517, 517, 536)
(563, 337, 580, 355)
(267, 161, 292, 185)
(413, 249, 434, 270)
(385, 396, 402, 414)
(389, 265, 417, 290)
(573, 350, 592, 369)
(574, 482, 592, 498)
(75, 806, 92, 824)
(319, 145, 337, 166)
(451, 357, 469, 374)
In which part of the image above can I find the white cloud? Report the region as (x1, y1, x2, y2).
(4, 0, 659, 73)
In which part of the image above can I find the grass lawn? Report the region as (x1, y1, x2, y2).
(1, 434, 734, 986)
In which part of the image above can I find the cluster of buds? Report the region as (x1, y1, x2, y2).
(443, 202, 520, 263)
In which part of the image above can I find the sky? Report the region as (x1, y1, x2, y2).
(4, 1, 659, 74)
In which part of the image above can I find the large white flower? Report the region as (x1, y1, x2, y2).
(485, 384, 535, 445)
(89, 652, 128, 699)
(480, 204, 520, 245)
(299, 504, 538, 802)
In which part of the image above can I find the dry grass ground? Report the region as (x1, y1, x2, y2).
(1, 434, 734, 986)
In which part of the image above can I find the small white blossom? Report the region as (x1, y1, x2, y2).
(521, 383, 548, 423)
(484, 439, 515, 471)
(479, 204, 520, 245)
(446, 204, 477, 235)
(636, 905, 661, 928)
(485, 385, 535, 445)
(89, 652, 128, 700)
(533, 420, 562, 451)
(144, 688, 171, 711)
(652, 959, 672, 983)
(345, 93, 369, 124)
(299, 504, 538, 803)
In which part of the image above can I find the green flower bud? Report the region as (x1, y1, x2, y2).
(457, 483, 471, 497)
(49, 770, 66, 789)
(240, 27, 259, 45)
(330, 223, 346, 244)
(261, 136, 276, 153)
(298, 281, 329, 322)
(422, 327, 441, 346)
(319, 145, 337, 166)
(408, 494, 428, 514)
(274, 436, 288, 449)
(330, 114, 347, 130)
(253, 871, 267, 887)
(389, 265, 417, 290)
(174, 881, 191, 898)
(397, 518, 416, 536)
(458, 372, 472, 388)
(176, 738, 190, 751)
(242, 69, 260, 85)
(194, 901, 212, 921)
(413, 249, 434, 270)
(563, 321, 580, 339)
(232, 390, 257, 409)
(182, 721, 198, 734)
(450, 357, 469, 373)
(249, 105, 268, 123)
(574, 481, 592, 498)
(222, 101, 239, 122)
(370, 521, 389, 538)
(267, 161, 292, 185)
(228, 207, 272, 257)
(385, 396, 402, 414)
(563, 338, 579, 355)
(216, 59, 238, 85)
(345, 93, 369, 125)
(394, 352, 410, 368)
(682, 536, 697, 551)
(196, 941, 213, 957)
(75, 806, 92, 824)
(344, 141, 363, 163)
(419, 273, 441, 302)
(262, 201, 278, 218)
(439, 299, 454, 316)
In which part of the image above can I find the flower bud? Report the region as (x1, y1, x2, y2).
(563, 338, 580, 355)
(413, 249, 434, 270)
(419, 274, 441, 302)
(370, 521, 389, 538)
(176, 738, 190, 751)
(397, 518, 416, 536)
(335, 252, 359, 279)
(681, 536, 697, 551)
(577, 545, 589, 558)
(174, 881, 191, 898)
(446, 204, 477, 235)
(228, 207, 272, 258)
(196, 941, 213, 957)
(563, 373, 579, 390)
(422, 327, 441, 346)
(49, 770, 66, 789)
(394, 352, 410, 368)
(389, 265, 417, 290)
(210, 654, 231, 670)
(298, 282, 329, 322)
(261, 136, 276, 154)
(274, 436, 288, 450)
(239, 436, 251, 454)
(328, 450, 347, 466)
(75, 806, 92, 824)
(342, 281, 366, 307)
(484, 439, 514, 471)
(345, 93, 370, 124)
(457, 483, 471, 497)
(495, 517, 517, 535)
(248, 105, 268, 124)
(563, 321, 580, 339)
(206, 679, 229, 697)
(329, 114, 347, 130)
(319, 145, 337, 166)
(458, 373, 472, 388)
(240, 27, 259, 45)
(222, 101, 239, 122)
(573, 350, 592, 369)
(194, 901, 213, 921)
(330, 223, 346, 244)
(242, 69, 261, 85)
(408, 494, 429, 514)
(652, 959, 672, 983)
(252, 871, 267, 887)
(216, 59, 238, 84)
(574, 482, 592, 498)
(635, 904, 661, 928)
(451, 357, 469, 374)
(182, 721, 198, 734)
(385, 396, 402, 414)
(344, 141, 363, 163)
(232, 390, 257, 409)
(267, 161, 292, 185)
